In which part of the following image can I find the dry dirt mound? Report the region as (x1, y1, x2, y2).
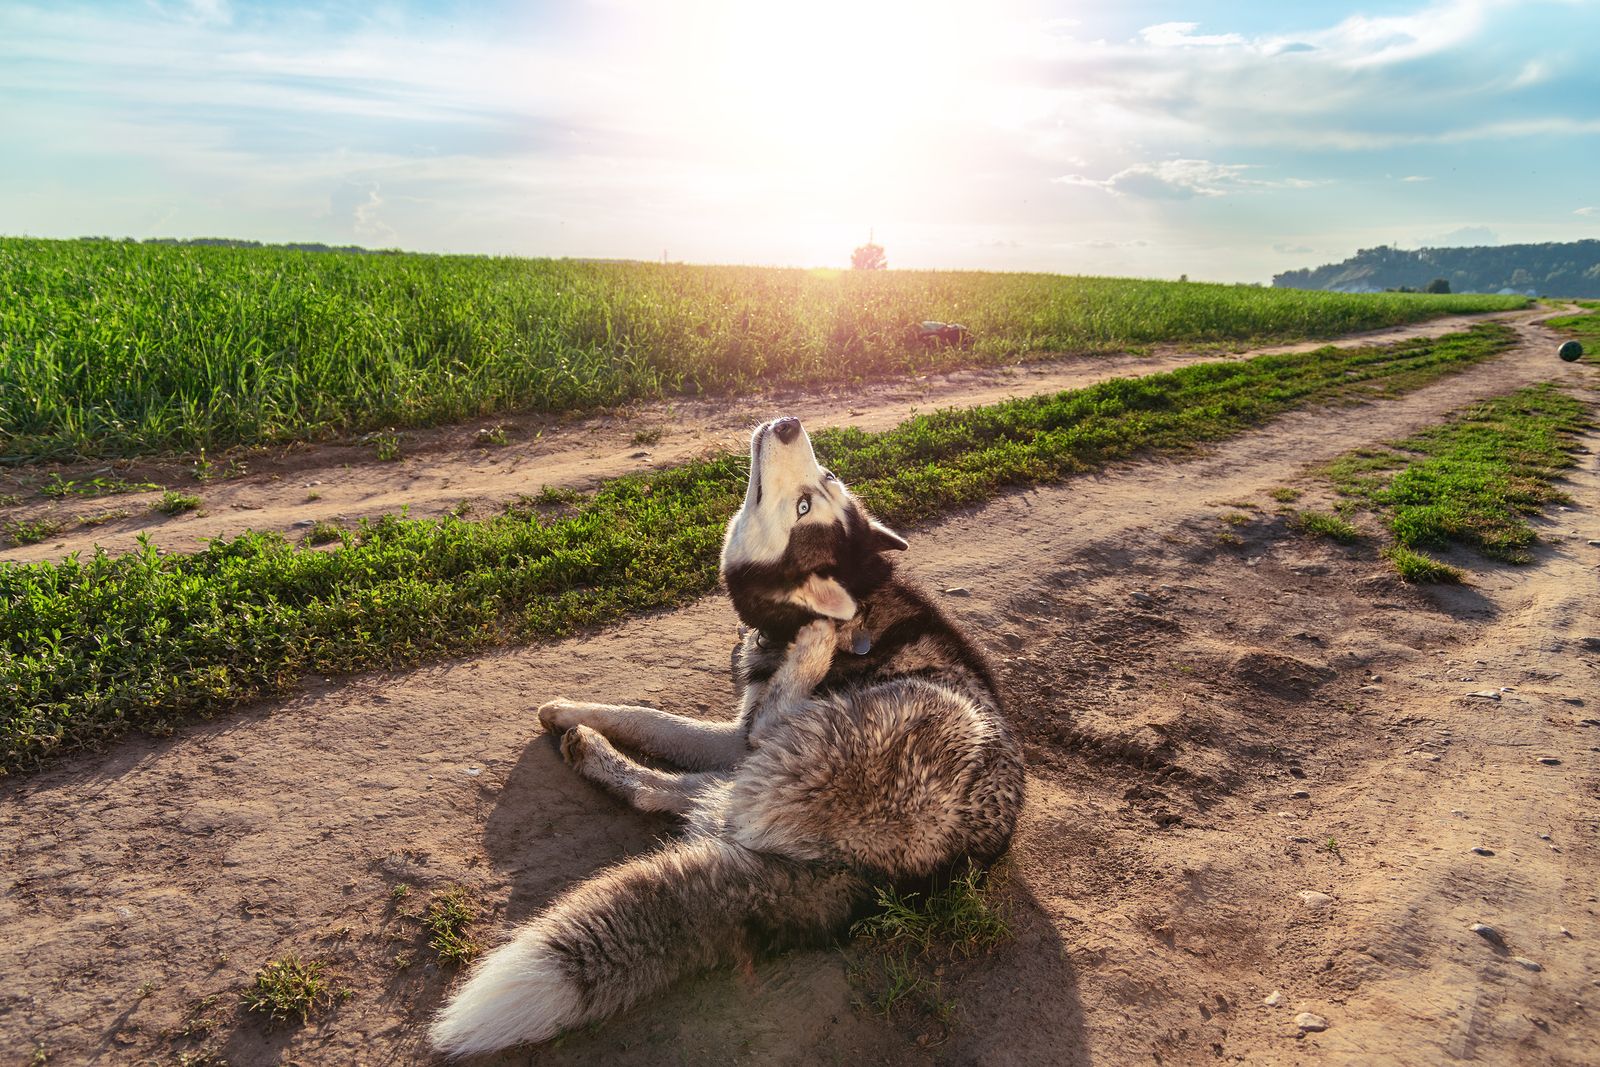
(1, 313, 1596, 1066)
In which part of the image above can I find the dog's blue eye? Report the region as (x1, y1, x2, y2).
(823, 470, 836, 482)
(797, 496, 811, 517)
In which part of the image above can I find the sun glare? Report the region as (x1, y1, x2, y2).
(693, 1, 999, 197)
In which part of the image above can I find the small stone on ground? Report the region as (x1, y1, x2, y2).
(1470, 922, 1506, 948)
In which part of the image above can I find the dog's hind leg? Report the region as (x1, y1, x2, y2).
(538, 700, 744, 770)
(558, 725, 729, 814)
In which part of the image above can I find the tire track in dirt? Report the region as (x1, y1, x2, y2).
(1, 314, 1594, 1065)
(0, 309, 1535, 564)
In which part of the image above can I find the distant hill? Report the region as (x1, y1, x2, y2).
(1273, 240, 1600, 297)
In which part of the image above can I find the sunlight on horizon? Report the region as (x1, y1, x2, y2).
(582, 0, 1042, 255)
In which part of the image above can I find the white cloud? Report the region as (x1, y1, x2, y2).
(1309, 0, 1495, 69)
(1056, 160, 1322, 200)
(1417, 225, 1500, 247)
(330, 180, 395, 244)
(1577, 207, 1599, 217)
(1509, 59, 1551, 87)
(1139, 22, 1246, 48)
(1401, 175, 1432, 182)
(1018, 0, 1597, 153)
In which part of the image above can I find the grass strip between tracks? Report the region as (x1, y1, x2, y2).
(1316, 383, 1595, 581)
(0, 324, 1519, 773)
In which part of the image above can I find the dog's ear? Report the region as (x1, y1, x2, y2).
(788, 574, 857, 620)
(868, 520, 908, 553)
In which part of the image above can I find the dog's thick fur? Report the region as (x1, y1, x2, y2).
(429, 417, 1025, 1057)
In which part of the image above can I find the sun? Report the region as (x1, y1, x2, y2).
(704, 0, 992, 178)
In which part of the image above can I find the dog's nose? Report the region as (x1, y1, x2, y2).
(771, 417, 801, 444)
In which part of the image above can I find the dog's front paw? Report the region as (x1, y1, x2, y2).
(789, 619, 840, 669)
(538, 698, 579, 733)
(793, 618, 837, 652)
(559, 724, 600, 767)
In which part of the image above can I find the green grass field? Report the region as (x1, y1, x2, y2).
(0, 238, 1526, 461)
(0, 324, 1518, 773)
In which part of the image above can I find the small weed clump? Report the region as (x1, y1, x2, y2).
(423, 887, 481, 967)
(41, 474, 159, 498)
(1383, 546, 1465, 584)
(241, 956, 334, 1026)
(1292, 510, 1362, 544)
(75, 508, 131, 527)
(1269, 486, 1302, 503)
(370, 433, 402, 462)
(853, 863, 1011, 959)
(304, 520, 345, 546)
(631, 427, 664, 447)
(533, 484, 584, 506)
(475, 425, 510, 447)
(3, 518, 65, 546)
(154, 491, 201, 515)
(850, 863, 1010, 1025)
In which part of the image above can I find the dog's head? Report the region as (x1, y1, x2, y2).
(720, 417, 907, 638)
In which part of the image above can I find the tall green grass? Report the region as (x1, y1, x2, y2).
(0, 325, 1515, 773)
(0, 238, 1527, 461)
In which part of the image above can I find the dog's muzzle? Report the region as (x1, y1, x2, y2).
(771, 417, 801, 444)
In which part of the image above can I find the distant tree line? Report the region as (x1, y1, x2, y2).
(1273, 239, 1600, 298)
(75, 236, 404, 255)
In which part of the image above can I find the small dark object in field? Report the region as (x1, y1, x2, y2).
(1557, 340, 1583, 362)
(913, 320, 973, 348)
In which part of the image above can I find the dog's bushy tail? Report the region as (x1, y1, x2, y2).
(428, 837, 868, 1058)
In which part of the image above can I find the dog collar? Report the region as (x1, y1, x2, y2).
(850, 602, 877, 655)
(751, 613, 874, 654)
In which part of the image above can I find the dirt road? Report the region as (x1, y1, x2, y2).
(0, 310, 1532, 564)
(1, 311, 1595, 1065)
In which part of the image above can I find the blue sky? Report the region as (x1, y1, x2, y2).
(1, 0, 1596, 281)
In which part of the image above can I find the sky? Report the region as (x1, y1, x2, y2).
(1, 0, 1597, 281)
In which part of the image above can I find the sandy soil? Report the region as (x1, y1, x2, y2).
(1, 312, 1596, 1066)
(0, 310, 1530, 564)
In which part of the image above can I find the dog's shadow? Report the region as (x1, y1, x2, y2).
(483, 729, 677, 927)
(472, 728, 1086, 1066)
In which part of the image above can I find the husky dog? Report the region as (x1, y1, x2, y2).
(429, 416, 1024, 1057)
